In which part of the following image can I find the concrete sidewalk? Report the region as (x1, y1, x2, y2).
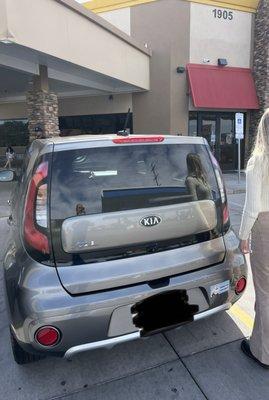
(224, 172, 246, 194)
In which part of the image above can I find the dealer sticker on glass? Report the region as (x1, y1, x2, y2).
(210, 280, 230, 297)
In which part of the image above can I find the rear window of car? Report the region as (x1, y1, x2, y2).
(50, 143, 219, 220)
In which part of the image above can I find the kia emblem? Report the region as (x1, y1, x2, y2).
(140, 216, 162, 227)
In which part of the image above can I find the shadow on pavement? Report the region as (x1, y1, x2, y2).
(165, 310, 249, 358)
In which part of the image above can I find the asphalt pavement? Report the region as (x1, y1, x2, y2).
(0, 176, 266, 400)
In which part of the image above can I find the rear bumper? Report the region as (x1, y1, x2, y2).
(64, 303, 231, 359)
(12, 263, 246, 357)
(6, 230, 247, 357)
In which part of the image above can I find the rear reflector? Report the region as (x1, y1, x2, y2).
(35, 326, 60, 347)
(113, 136, 164, 144)
(235, 277, 247, 295)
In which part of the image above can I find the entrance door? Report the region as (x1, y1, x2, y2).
(197, 113, 239, 171)
(200, 115, 217, 156)
(219, 114, 236, 170)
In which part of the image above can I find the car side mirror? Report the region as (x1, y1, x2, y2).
(0, 170, 15, 182)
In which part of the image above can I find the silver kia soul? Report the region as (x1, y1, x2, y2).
(0, 134, 247, 364)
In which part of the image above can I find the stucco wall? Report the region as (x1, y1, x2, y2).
(0, 94, 132, 120)
(58, 94, 132, 116)
(131, 0, 190, 135)
(100, 8, 131, 35)
(190, 2, 253, 67)
(0, 102, 27, 119)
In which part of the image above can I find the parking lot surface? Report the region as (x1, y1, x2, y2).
(0, 179, 267, 400)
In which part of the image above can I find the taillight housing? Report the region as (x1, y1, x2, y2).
(222, 204, 230, 225)
(23, 160, 50, 256)
(210, 152, 230, 232)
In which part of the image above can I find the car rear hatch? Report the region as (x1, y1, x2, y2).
(50, 136, 227, 295)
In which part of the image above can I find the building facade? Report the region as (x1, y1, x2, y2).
(1, 0, 268, 171)
(85, 0, 260, 171)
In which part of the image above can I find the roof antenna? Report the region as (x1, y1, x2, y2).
(117, 107, 131, 136)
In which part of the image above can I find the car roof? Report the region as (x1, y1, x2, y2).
(36, 134, 207, 148)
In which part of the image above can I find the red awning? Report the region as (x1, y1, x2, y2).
(187, 64, 259, 110)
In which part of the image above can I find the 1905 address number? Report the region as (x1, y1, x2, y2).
(213, 9, 234, 20)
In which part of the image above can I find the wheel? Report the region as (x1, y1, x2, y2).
(9, 327, 45, 365)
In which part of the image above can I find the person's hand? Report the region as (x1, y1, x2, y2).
(240, 239, 250, 254)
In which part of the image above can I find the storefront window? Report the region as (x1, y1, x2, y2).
(0, 119, 29, 147)
(188, 112, 198, 136)
(59, 113, 133, 136)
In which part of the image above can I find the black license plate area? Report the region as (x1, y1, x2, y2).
(131, 290, 199, 337)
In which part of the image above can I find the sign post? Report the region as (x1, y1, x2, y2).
(235, 113, 244, 183)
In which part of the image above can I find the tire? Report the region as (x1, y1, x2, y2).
(10, 327, 45, 365)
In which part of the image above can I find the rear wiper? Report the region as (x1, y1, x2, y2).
(150, 162, 161, 186)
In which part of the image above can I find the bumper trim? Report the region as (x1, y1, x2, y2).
(194, 303, 231, 321)
(64, 302, 231, 359)
(65, 332, 141, 359)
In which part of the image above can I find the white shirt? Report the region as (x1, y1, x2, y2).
(239, 156, 269, 240)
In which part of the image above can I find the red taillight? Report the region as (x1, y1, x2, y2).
(235, 277, 247, 295)
(23, 161, 49, 254)
(223, 204, 230, 225)
(113, 136, 164, 144)
(35, 326, 60, 347)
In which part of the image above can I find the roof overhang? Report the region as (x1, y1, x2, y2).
(82, 0, 259, 14)
(0, 0, 151, 102)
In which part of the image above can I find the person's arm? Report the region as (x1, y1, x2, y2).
(239, 157, 261, 242)
(185, 176, 198, 201)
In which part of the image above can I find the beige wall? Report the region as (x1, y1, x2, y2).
(100, 8, 131, 35)
(131, 0, 190, 135)
(169, 1, 190, 135)
(0, 0, 8, 40)
(0, 94, 132, 120)
(58, 94, 132, 116)
(0, 102, 27, 119)
(190, 2, 253, 67)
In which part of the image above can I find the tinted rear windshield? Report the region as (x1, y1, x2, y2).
(51, 143, 219, 220)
